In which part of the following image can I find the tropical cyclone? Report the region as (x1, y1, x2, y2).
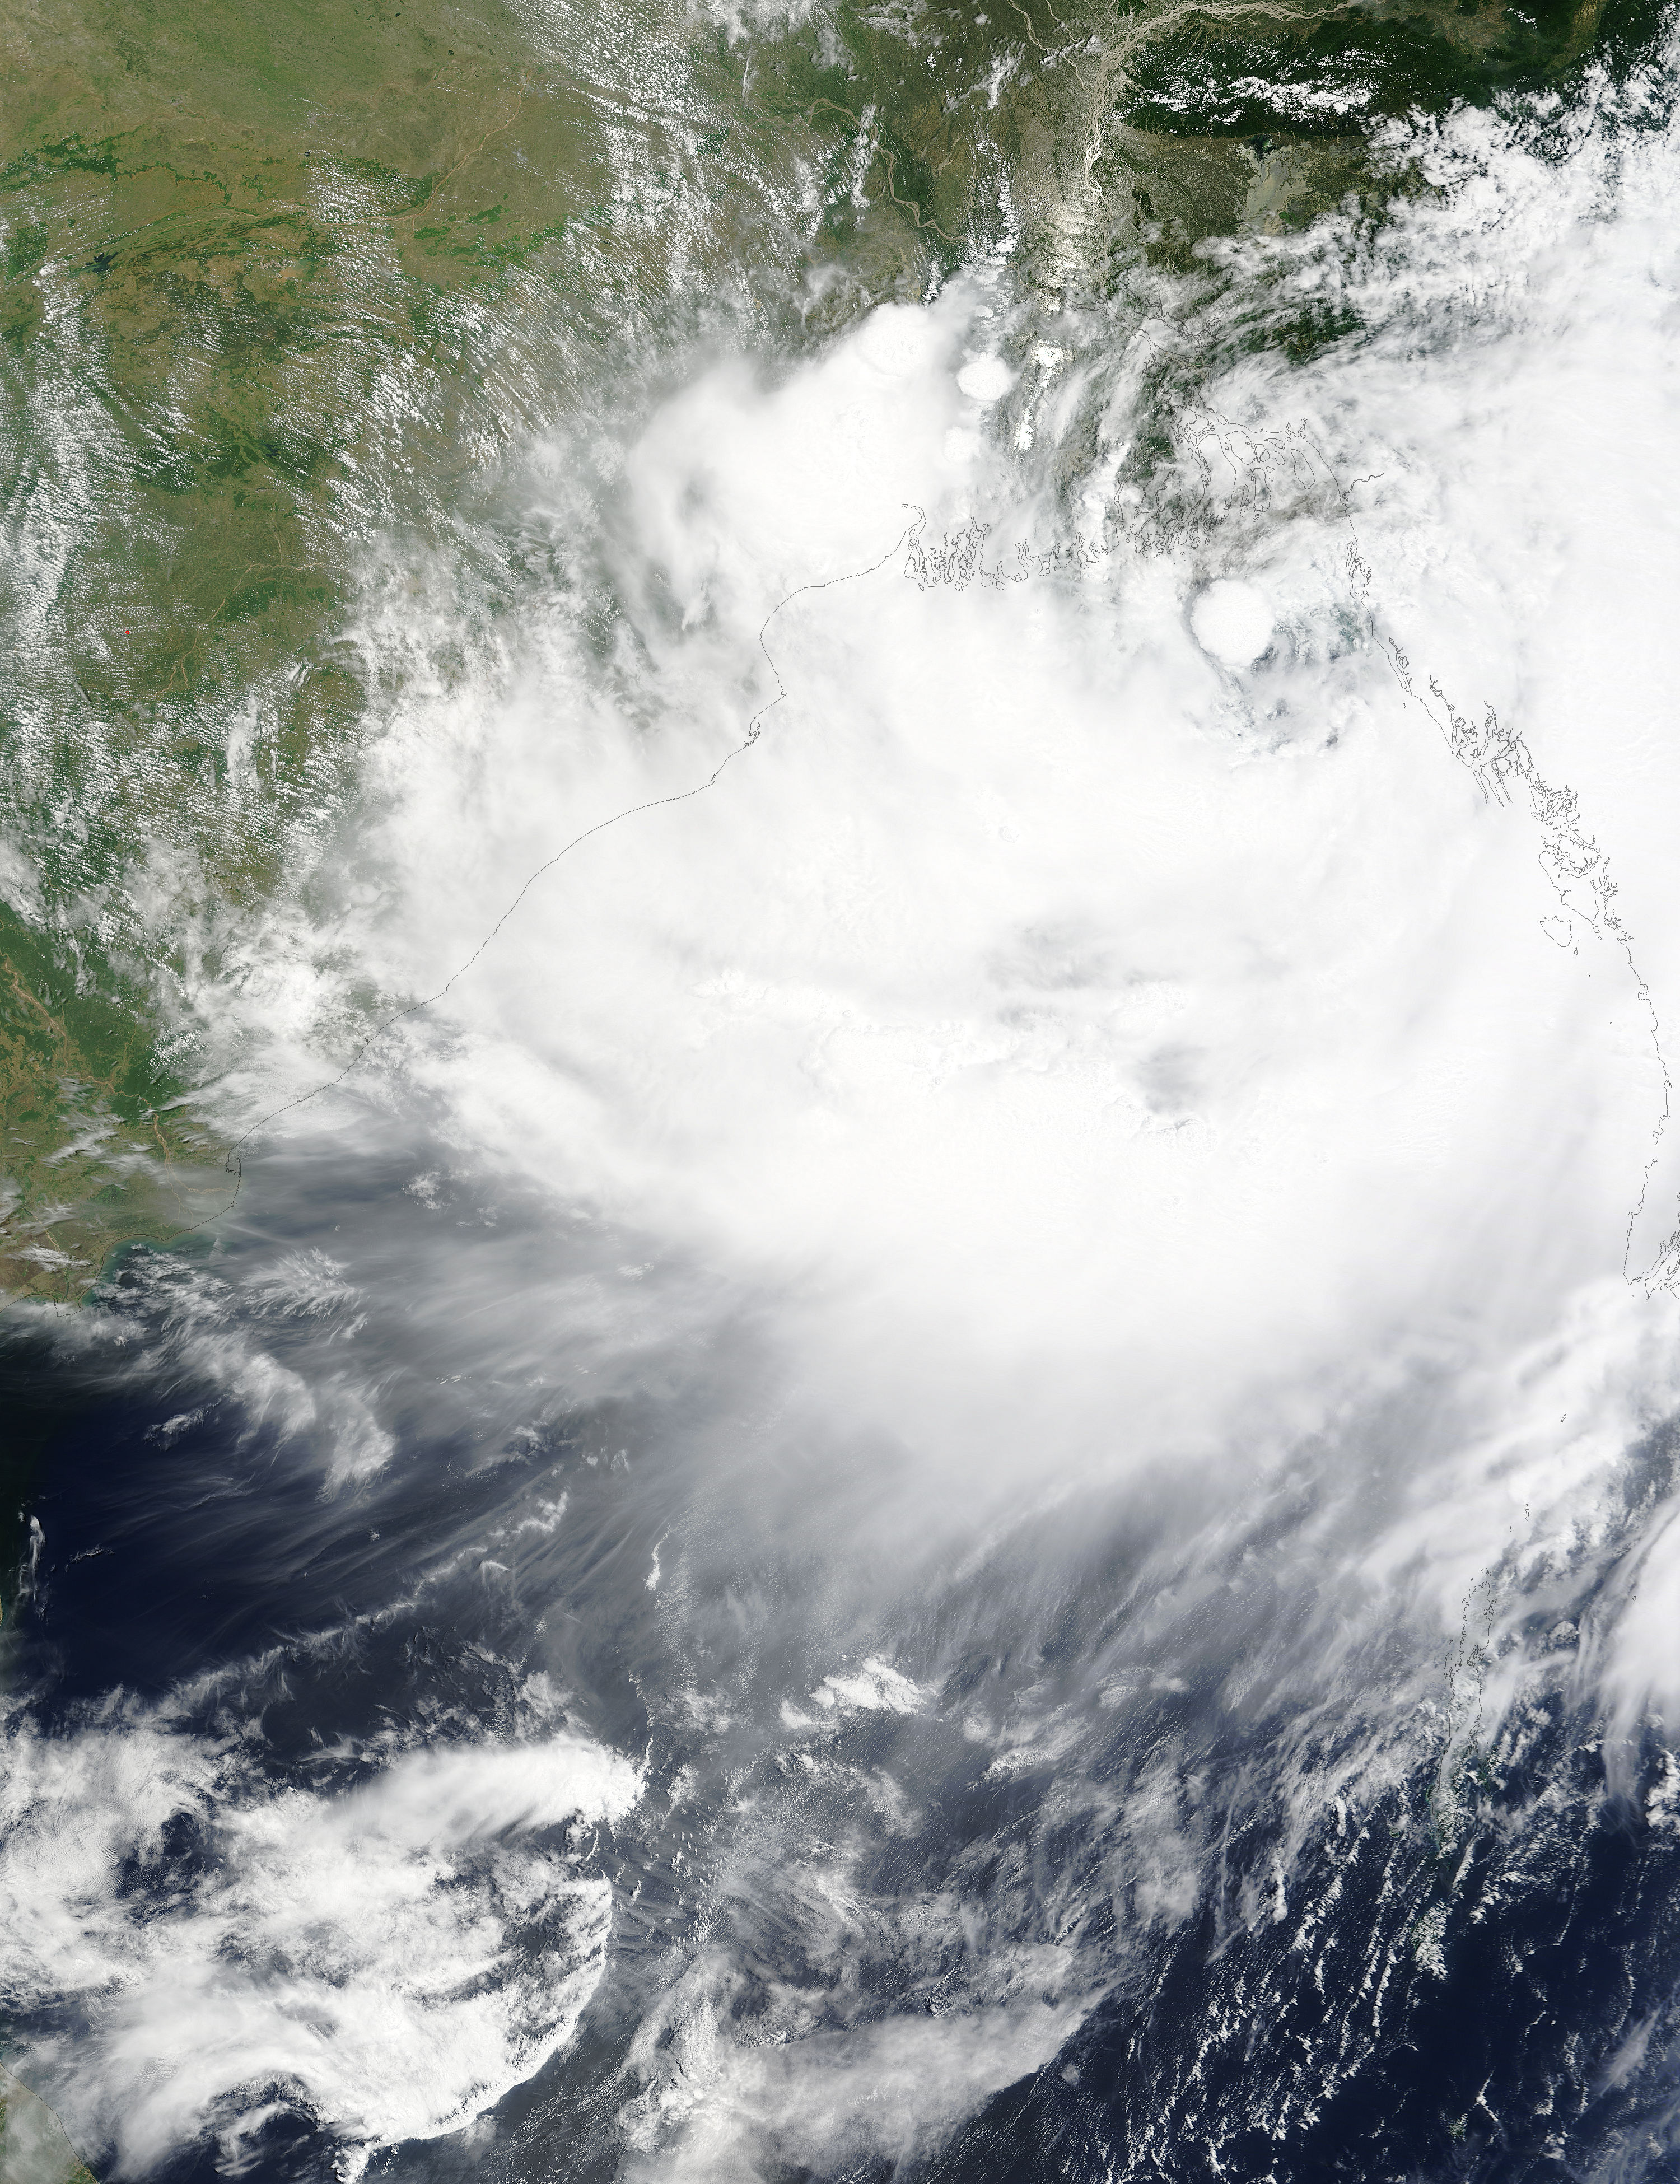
(2, 2, 1675, 2169)
(0, 0, 1617, 1308)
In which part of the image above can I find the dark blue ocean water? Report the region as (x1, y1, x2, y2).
(7, 1128, 1680, 2184)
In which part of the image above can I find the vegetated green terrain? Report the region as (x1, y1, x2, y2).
(0, 902, 222, 1301)
(0, 2064, 96, 2184)
(0, 0, 1630, 1308)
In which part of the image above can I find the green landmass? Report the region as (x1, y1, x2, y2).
(0, 2067, 96, 2184)
(0, 901, 224, 1304)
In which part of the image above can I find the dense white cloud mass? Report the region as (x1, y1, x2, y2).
(1189, 577, 1275, 666)
(0, 1708, 638, 2172)
(341, 134, 1680, 1572)
(12, 52, 1680, 2184)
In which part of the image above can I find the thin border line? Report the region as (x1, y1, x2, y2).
(150, 519, 921, 1254)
